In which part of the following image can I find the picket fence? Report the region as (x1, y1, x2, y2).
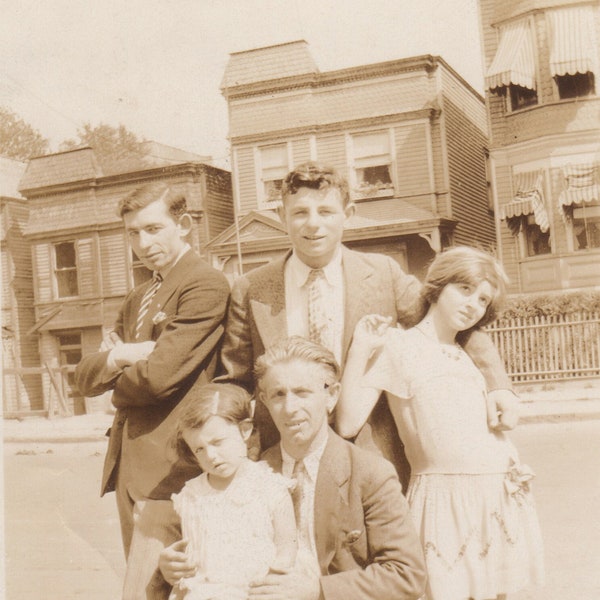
(486, 311, 600, 382)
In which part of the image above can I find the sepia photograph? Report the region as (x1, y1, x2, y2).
(2, 0, 599, 599)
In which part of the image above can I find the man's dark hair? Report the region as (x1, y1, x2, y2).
(281, 162, 351, 207)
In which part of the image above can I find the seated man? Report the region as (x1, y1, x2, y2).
(161, 337, 427, 600)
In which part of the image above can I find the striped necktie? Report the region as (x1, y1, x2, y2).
(306, 268, 330, 348)
(135, 273, 162, 340)
(291, 460, 309, 547)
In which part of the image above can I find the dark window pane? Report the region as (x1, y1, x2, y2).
(55, 242, 77, 268)
(556, 72, 595, 99)
(57, 270, 79, 297)
(359, 165, 392, 186)
(525, 221, 551, 256)
(509, 85, 538, 110)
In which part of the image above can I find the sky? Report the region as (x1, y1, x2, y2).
(0, 0, 485, 169)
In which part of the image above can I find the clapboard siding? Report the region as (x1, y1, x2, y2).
(315, 134, 347, 175)
(393, 122, 432, 209)
(291, 138, 311, 166)
(235, 146, 258, 214)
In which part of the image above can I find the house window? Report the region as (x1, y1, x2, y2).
(524, 215, 551, 256)
(556, 72, 595, 100)
(572, 203, 600, 250)
(56, 331, 84, 414)
(351, 131, 394, 200)
(131, 250, 152, 287)
(259, 144, 289, 205)
(54, 241, 79, 297)
(509, 84, 538, 111)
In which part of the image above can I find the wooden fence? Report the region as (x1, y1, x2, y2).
(486, 311, 600, 382)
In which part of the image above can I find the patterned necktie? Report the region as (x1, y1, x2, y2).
(306, 268, 330, 348)
(135, 273, 162, 340)
(291, 460, 309, 547)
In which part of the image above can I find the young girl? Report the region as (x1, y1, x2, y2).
(337, 246, 544, 600)
(169, 383, 297, 600)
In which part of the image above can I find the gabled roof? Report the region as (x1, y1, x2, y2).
(208, 198, 445, 252)
(221, 40, 318, 90)
(206, 210, 286, 248)
(19, 147, 103, 192)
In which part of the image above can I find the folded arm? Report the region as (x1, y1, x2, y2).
(113, 271, 229, 407)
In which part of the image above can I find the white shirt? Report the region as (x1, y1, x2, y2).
(284, 249, 344, 364)
(281, 427, 329, 575)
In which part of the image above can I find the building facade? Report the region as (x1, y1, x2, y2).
(211, 41, 496, 280)
(17, 147, 233, 414)
(481, 0, 600, 293)
(1, 156, 44, 414)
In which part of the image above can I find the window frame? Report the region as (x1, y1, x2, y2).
(570, 202, 600, 251)
(255, 142, 292, 209)
(554, 71, 596, 101)
(53, 240, 80, 299)
(348, 129, 396, 201)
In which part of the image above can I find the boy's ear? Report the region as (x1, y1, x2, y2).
(343, 202, 356, 220)
(239, 418, 254, 442)
(177, 213, 193, 237)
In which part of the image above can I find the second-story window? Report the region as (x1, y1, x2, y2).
(509, 84, 538, 111)
(351, 130, 394, 200)
(259, 144, 289, 206)
(54, 241, 79, 298)
(547, 6, 598, 101)
(555, 72, 595, 100)
(485, 17, 538, 112)
(131, 250, 152, 287)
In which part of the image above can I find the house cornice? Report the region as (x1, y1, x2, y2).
(229, 108, 438, 146)
(222, 54, 441, 100)
(19, 162, 215, 199)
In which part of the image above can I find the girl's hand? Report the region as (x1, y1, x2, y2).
(352, 314, 392, 352)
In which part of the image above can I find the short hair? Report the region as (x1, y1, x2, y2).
(118, 181, 187, 219)
(173, 383, 252, 464)
(254, 336, 341, 393)
(281, 162, 351, 207)
(421, 246, 509, 327)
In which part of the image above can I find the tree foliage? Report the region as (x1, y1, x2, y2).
(0, 106, 50, 161)
(60, 122, 148, 174)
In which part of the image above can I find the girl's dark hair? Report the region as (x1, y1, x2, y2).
(421, 246, 509, 327)
(173, 383, 252, 465)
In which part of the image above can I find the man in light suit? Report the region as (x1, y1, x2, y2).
(220, 162, 517, 485)
(74, 182, 230, 598)
(160, 337, 427, 600)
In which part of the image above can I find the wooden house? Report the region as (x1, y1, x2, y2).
(210, 40, 497, 280)
(480, 0, 600, 292)
(17, 147, 233, 414)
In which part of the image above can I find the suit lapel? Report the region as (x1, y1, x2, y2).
(250, 253, 289, 349)
(341, 248, 376, 364)
(314, 431, 350, 572)
(134, 250, 197, 341)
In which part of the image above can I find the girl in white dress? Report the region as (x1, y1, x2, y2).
(337, 247, 544, 600)
(170, 383, 297, 600)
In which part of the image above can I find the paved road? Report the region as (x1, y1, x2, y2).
(3, 420, 600, 599)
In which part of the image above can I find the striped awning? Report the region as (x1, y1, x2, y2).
(501, 171, 549, 234)
(547, 6, 599, 77)
(559, 163, 600, 207)
(485, 19, 537, 90)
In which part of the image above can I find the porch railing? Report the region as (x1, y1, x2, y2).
(486, 311, 600, 382)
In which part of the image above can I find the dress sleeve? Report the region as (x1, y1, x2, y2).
(361, 330, 411, 400)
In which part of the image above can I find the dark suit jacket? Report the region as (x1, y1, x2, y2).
(262, 430, 427, 600)
(75, 250, 230, 497)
